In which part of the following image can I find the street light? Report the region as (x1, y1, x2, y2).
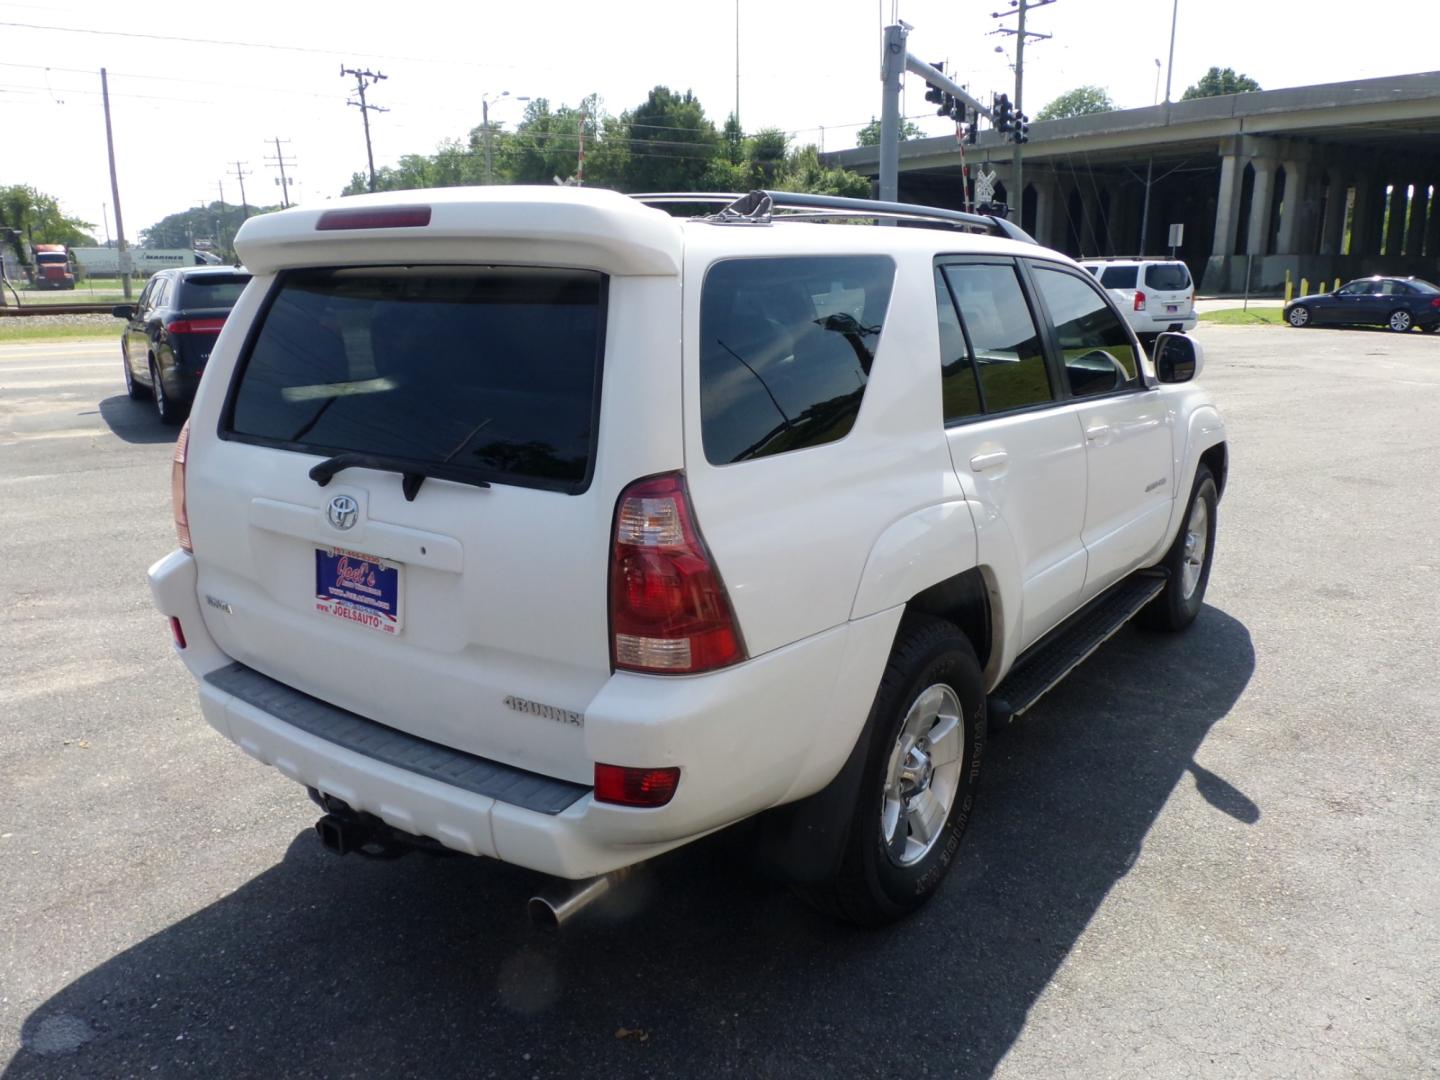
(481, 90, 530, 184)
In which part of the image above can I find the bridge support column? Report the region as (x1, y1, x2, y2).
(1246, 159, 1279, 257)
(1320, 175, 1349, 255)
(1349, 175, 1382, 256)
(1211, 151, 1246, 257)
(1275, 159, 1312, 254)
(1424, 181, 1440, 257)
(1384, 182, 1411, 257)
(1032, 176, 1061, 249)
(1405, 180, 1429, 255)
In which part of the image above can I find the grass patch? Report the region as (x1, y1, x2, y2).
(1199, 307, 1286, 326)
(0, 320, 114, 343)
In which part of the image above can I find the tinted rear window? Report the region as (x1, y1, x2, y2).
(699, 255, 894, 465)
(1099, 266, 1138, 289)
(1144, 263, 1191, 290)
(179, 274, 250, 309)
(226, 266, 606, 493)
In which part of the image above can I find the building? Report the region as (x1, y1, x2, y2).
(827, 71, 1440, 294)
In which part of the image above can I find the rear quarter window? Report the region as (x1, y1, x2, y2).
(225, 266, 606, 493)
(1099, 266, 1139, 289)
(699, 255, 894, 465)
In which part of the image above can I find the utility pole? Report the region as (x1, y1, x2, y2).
(576, 110, 586, 186)
(232, 161, 252, 219)
(100, 68, 132, 299)
(480, 91, 529, 184)
(264, 139, 297, 208)
(992, 0, 1053, 230)
(341, 65, 388, 193)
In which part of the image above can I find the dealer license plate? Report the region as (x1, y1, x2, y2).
(314, 547, 402, 634)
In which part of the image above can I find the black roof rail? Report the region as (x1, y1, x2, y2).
(630, 190, 1037, 245)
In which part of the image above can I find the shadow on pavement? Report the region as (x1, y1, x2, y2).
(97, 395, 178, 445)
(6, 606, 1255, 1079)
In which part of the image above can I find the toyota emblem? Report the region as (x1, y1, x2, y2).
(326, 494, 359, 531)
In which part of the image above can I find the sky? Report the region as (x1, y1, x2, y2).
(6, 0, 1440, 242)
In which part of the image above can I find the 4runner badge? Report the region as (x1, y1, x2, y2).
(504, 695, 584, 728)
(326, 494, 359, 531)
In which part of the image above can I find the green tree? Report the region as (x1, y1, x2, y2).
(1181, 67, 1261, 100)
(1035, 85, 1115, 121)
(855, 117, 924, 146)
(0, 185, 97, 264)
(772, 145, 871, 198)
(138, 202, 281, 259)
(617, 86, 720, 193)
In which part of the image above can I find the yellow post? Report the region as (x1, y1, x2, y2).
(1284, 269, 1293, 303)
(1334, 277, 1342, 292)
(1300, 277, 1309, 297)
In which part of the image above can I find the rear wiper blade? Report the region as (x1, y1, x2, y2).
(308, 452, 492, 502)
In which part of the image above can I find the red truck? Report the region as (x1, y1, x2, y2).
(33, 244, 75, 290)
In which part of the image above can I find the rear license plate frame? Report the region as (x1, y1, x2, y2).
(314, 546, 403, 635)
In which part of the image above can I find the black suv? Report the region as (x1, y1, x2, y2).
(114, 266, 251, 424)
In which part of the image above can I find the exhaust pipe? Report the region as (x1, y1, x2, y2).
(528, 867, 633, 930)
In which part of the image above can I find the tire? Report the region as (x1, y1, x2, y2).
(1421, 323, 1440, 334)
(150, 358, 181, 426)
(122, 349, 146, 400)
(796, 615, 986, 925)
(1287, 305, 1310, 328)
(1387, 309, 1413, 333)
(1141, 465, 1218, 632)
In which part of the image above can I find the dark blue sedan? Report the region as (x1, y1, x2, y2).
(1284, 276, 1440, 334)
(114, 266, 251, 425)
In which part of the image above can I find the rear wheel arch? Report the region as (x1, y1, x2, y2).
(905, 567, 994, 673)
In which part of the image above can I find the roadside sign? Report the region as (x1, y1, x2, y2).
(1168, 223, 1184, 248)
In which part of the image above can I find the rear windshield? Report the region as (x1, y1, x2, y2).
(1099, 266, 1138, 289)
(1411, 278, 1440, 294)
(1144, 263, 1191, 290)
(226, 266, 606, 493)
(179, 273, 250, 309)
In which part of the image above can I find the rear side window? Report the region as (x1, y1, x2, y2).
(1144, 263, 1191, 290)
(942, 263, 1053, 414)
(180, 274, 250, 309)
(1099, 266, 1139, 289)
(699, 255, 894, 465)
(1032, 265, 1141, 397)
(227, 266, 606, 493)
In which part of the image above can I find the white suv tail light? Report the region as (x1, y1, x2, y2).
(609, 473, 745, 674)
(1133, 290, 1147, 312)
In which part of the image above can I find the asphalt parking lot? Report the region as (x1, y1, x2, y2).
(2, 325, 1438, 1079)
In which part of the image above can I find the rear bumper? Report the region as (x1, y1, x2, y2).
(1133, 311, 1198, 334)
(148, 549, 897, 878)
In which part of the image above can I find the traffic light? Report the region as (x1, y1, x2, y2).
(993, 93, 1013, 134)
(967, 109, 978, 144)
(924, 61, 947, 107)
(1014, 111, 1030, 144)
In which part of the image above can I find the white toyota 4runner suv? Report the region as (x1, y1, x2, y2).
(149, 187, 1227, 926)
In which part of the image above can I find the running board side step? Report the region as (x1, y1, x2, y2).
(988, 573, 1167, 726)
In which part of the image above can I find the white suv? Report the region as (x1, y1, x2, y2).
(1079, 258, 1197, 340)
(149, 187, 1227, 925)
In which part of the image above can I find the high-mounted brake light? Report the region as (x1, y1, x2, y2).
(1133, 290, 1147, 311)
(315, 206, 432, 231)
(609, 472, 745, 675)
(594, 764, 680, 807)
(172, 420, 192, 553)
(166, 317, 226, 335)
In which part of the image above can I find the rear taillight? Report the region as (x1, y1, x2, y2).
(165, 318, 226, 335)
(172, 420, 191, 553)
(1133, 291, 1147, 311)
(1430, 298, 1440, 309)
(609, 472, 745, 675)
(594, 764, 681, 807)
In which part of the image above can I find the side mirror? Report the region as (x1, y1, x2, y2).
(111, 305, 134, 320)
(1154, 332, 1204, 383)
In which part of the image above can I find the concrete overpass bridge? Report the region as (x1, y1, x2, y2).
(827, 71, 1440, 294)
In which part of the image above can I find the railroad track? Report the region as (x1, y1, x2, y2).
(0, 303, 117, 317)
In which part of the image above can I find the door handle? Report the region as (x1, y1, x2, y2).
(969, 450, 1009, 472)
(1085, 423, 1112, 446)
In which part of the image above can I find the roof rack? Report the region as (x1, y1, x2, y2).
(630, 190, 1036, 245)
